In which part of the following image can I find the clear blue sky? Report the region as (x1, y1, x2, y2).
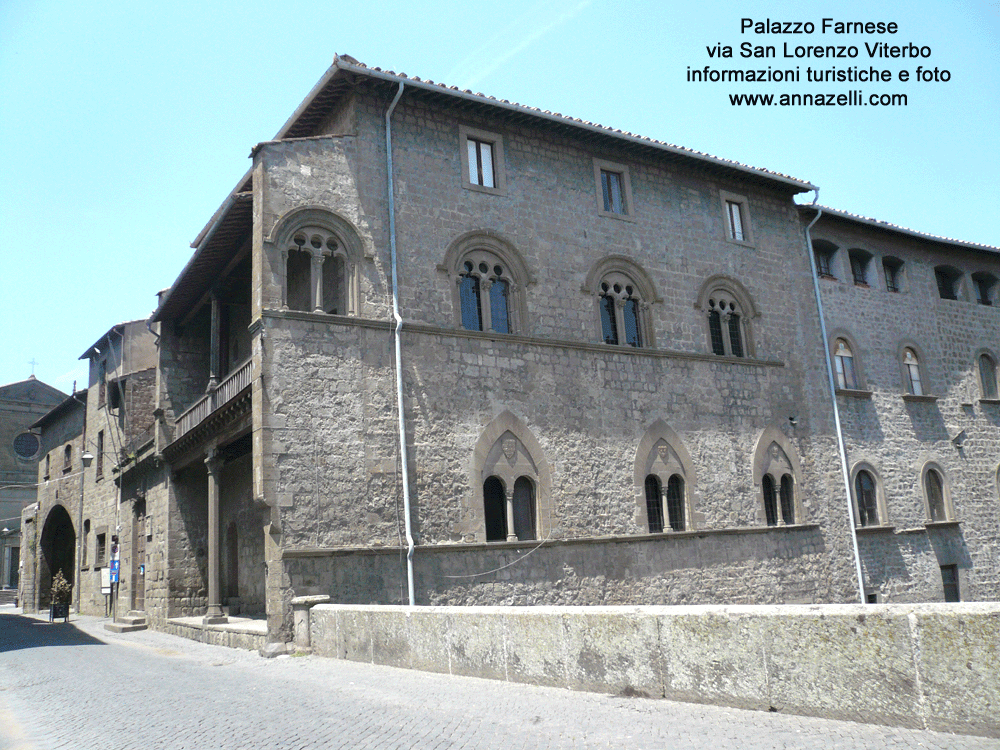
(1, 0, 997, 394)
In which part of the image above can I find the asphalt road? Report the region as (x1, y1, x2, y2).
(1, 607, 997, 750)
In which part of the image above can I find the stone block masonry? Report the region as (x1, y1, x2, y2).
(309, 602, 1000, 738)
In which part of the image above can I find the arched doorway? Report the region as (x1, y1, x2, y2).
(39, 505, 75, 608)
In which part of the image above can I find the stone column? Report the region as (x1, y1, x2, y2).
(505, 488, 517, 542)
(280, 249, 289, 310)
(480, 278, 494, 332)
(204, 451, 227, 624)
(310, 253, 324, 313)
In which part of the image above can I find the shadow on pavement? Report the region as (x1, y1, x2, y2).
(0, 612, 107, 653)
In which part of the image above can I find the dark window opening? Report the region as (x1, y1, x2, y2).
(96, 431, 104, 479)
(600, 294, 619, 345)
(813, 242, 837, 279)
(483, 476, 507, 542)
(941, 565, 960, 602)
(96, 533, 107, 567)
(925, 469, 946, 522)
(460, 268, 483, 332)
(512, 476, 536, 541)
(645, 475, 664, 533)
(973, 273, 996, 306)
(855, 470, 878, 526)
(935, 267, 960, 301)
(62, 445, 72, 473)
(666, 474, 685, 531)
(623, 298, 641, 347)
(286, 247, 312, 312)
(728, 314, 744, 358)
(779, 474, 795, 524)
(708, 311, 725, 355)
(762, 475, 778, 526)
(490, 278, 510, 334)
(883, 259, 902, 292)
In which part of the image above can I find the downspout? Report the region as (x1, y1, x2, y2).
(385, 82, 416, 606)
(803, 192, 865, 603)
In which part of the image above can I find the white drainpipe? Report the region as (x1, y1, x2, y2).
(385, 82, 416, 606)
(803, 193, 865, 602)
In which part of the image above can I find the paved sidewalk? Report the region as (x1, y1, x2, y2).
(1, 606, 998, 750)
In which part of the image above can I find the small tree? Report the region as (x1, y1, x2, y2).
(50, 570, 72, 606)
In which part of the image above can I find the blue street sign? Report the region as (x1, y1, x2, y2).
(110, 559, 120, 583)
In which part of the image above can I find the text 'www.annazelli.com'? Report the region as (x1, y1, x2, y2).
(729, 91, 907, 106)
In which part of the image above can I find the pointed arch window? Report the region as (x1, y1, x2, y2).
(762, 475, 778, 526)
(637, 430, 692, 534)
(479, 429, 542, 542)
(755, 435, 800, 527)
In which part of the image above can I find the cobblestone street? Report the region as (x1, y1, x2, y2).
(1, 607, 997, 750)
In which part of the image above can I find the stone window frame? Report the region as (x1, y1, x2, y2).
(976, 348, 1000, 402)
(920, 461, 955, 524)
(593, 158, 635, 221)
(583, 256, 659, 348)
(897, 340, 933, 398)
(12, 431, 40, 461)
(469, 411, 552, 544)
(266, 206, 367, 317)
(633, 420, 697, 533)
(439, 231, 532, 335)
(696, 275, 758, 358)
(95, 527, 108, 568)
(82, 519, 91, 569)
(719, 190, 754, 247)
(752, 426, 803, 526)
(62, 444, 72, 474)
(459, 125, 507, 196)
(850, 462, 887, 527)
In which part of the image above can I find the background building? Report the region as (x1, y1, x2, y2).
(0, 376, 65, 597)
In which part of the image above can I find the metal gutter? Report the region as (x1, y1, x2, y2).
(802, 193, 866, 603)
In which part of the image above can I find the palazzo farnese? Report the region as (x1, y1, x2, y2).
(21, 56, 1000, 643)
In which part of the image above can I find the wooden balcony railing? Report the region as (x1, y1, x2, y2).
(175, 358, 254, 439)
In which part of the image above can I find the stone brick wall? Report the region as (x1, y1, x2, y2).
(251, 83, 858, 619)
(813, 213, 1000, 602)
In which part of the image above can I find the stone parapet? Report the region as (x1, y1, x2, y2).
(309, 602, 1000, 738)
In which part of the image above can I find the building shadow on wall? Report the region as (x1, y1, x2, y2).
(903, 401, 950, 443)
(0, 612, 107, 654)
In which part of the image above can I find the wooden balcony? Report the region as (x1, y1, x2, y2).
(176, 358, 254, 440)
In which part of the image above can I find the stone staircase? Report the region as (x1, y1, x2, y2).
(104, 611, 147, 633)
(0, 589, 17, 606)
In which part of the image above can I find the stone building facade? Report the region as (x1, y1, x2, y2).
(0, 376, 65, 593)
(24, 57, 1000, 643)
(806, 207, 1000, 603)
(21, 320, 160, 619)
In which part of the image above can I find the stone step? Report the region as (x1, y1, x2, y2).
(105, 612, 147, 633)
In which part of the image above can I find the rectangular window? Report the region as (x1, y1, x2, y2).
(96, 431, 104, 479)
(467, 138, 495, 188)
(98, 359, 107, 407)
(601, 170, 625, 214)
(726, 201, 744, 241)
(96, 533, 107, 567)
(815, 249, 833, 277)
(941, 565, 960, 602)
(594, 159, 633, 220)
(459, 126, 505, 194)
(720, 191, 753, 245)
(883, 259, 901, 292)
(44, 454, 50, 480)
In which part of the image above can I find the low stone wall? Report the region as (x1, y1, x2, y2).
(308, 602, 1000, 737)
(163, 618, 267, 651)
